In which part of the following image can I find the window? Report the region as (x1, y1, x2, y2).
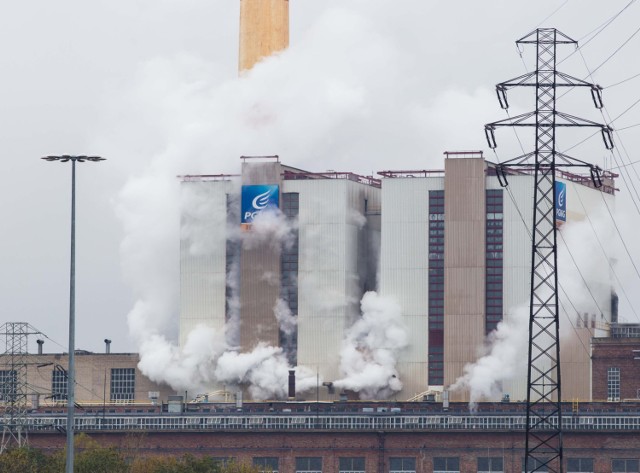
(478, 457, 503, 473)
(428, 190, 445, 385)
(485, 190, 503, 334)
(296, 457, 322, 473)
(213, 458, 235, 468)
(339, 457, 365, 473)
(0, 370, 16, 402)
(110, 368, 135, 401)
(280, 192, 299, 366)
(567, 458, 593, 473)
(51, 367, 68, 401)
(613, 459, 640, 473)
(254, 457, 279, 473)
(389, 457, 416, 473)
(522, 458, 549, 472)
(434, 457, 460, 473)
(608, 367, 621, 401)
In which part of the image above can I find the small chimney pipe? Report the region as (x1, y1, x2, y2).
(104, 339, 111, 354)
(37, 339, 44, 355)
(288, 369, 295, 399)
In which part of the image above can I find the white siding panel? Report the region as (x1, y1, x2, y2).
(379, 177, 443, 400)
(284, 179, 380, 385)
(179, 180, 233, 347)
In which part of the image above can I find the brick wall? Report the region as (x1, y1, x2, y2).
(28, 429, 640, 473)
(592, 337, 640, 401)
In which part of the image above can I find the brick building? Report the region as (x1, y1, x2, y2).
(27, 427, 640, 473)
(592, 324, 640, 401)
(0, 351, 173, 406)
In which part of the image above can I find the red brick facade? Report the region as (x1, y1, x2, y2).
(28, 429, 640, 473)
(592, 337, 640, 401)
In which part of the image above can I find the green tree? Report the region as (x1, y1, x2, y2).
(0, 446, 58, 473)
(71, 434, 128, 473)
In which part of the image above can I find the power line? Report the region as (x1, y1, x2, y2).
(606, 71, 640, 89)
(615, 123, 640, 132)
(598, 190, 640, 281)
(535, 0, 570, 28)
(585, 24, 640, 79)
(570, 184, 640, 322)
(557, 0, 638, 67)
(490, 149, 598, 357)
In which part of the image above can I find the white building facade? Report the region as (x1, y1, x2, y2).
(179, 153, 616, 402)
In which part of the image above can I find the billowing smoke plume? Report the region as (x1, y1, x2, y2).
(114, 4, 499, 397)
(449, 306, 529, 409)
(274, 298, 297, 336)
(137, 325, 226, 391)
(215, 345, 316, 400)
(334, 292, 408, 399)
(236, 208, 297, 251)
(120, 179, 310, 397)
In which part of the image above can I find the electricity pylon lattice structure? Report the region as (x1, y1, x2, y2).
(484, 28, 614, 473)
(0, 322, 42, 453)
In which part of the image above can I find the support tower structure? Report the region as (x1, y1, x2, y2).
(0, 322, 41, 453)
(484, 28, 614, 473)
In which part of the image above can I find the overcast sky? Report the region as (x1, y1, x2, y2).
(1, 0, 638, 354)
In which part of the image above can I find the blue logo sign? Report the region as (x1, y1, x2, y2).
(241, 185, 279, 224)
(555, 181, 566, 222)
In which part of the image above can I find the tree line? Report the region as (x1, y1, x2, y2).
(0, 434, 262, 473)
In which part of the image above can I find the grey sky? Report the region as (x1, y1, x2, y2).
(0, 0, 638, 354)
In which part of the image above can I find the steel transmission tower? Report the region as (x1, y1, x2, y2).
(484, 29, 613, 473)
(0, 322, 42, 452)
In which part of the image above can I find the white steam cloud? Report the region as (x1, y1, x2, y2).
(334, 292, 408, 399)
(121, 181, 307, 397)
(237, 208, 296, 251)
(274, 298, 297, 337)
(214, 345, 316, 400)
(449, 306, 529, 409)
(114, 5, 499, 398)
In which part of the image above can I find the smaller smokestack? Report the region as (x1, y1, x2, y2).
(288, 369, 295, 399)
(36, 339, 44, 355)
(104, 339, 111, 354)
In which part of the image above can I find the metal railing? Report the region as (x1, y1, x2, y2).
(19, 413, 640, 433)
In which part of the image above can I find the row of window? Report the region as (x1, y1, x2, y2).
(0, 368, 136, 402)
(486, 190, 503, 335)
(280, 192, 300, 366)
(428, 191, 445, 385)
(242, 456, 639, 473)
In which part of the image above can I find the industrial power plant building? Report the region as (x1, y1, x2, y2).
(178, 152, 617, 402)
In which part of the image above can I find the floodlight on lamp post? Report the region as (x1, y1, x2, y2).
(42, 155, 105, 473)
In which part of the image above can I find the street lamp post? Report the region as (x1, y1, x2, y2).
(42, 155, 105, 473)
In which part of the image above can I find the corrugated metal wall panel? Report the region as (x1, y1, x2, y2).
(284, 179, 379, 387)
(179, 180, 233, 347)
(443, 159, 486, 394)
(239, 162, 283, 350)
(379, 177, 443, 400)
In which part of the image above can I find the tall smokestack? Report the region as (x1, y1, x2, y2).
(239, 0, 289, 72)
(37, 339, 44, 355)
(104, 339, 111, 354)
